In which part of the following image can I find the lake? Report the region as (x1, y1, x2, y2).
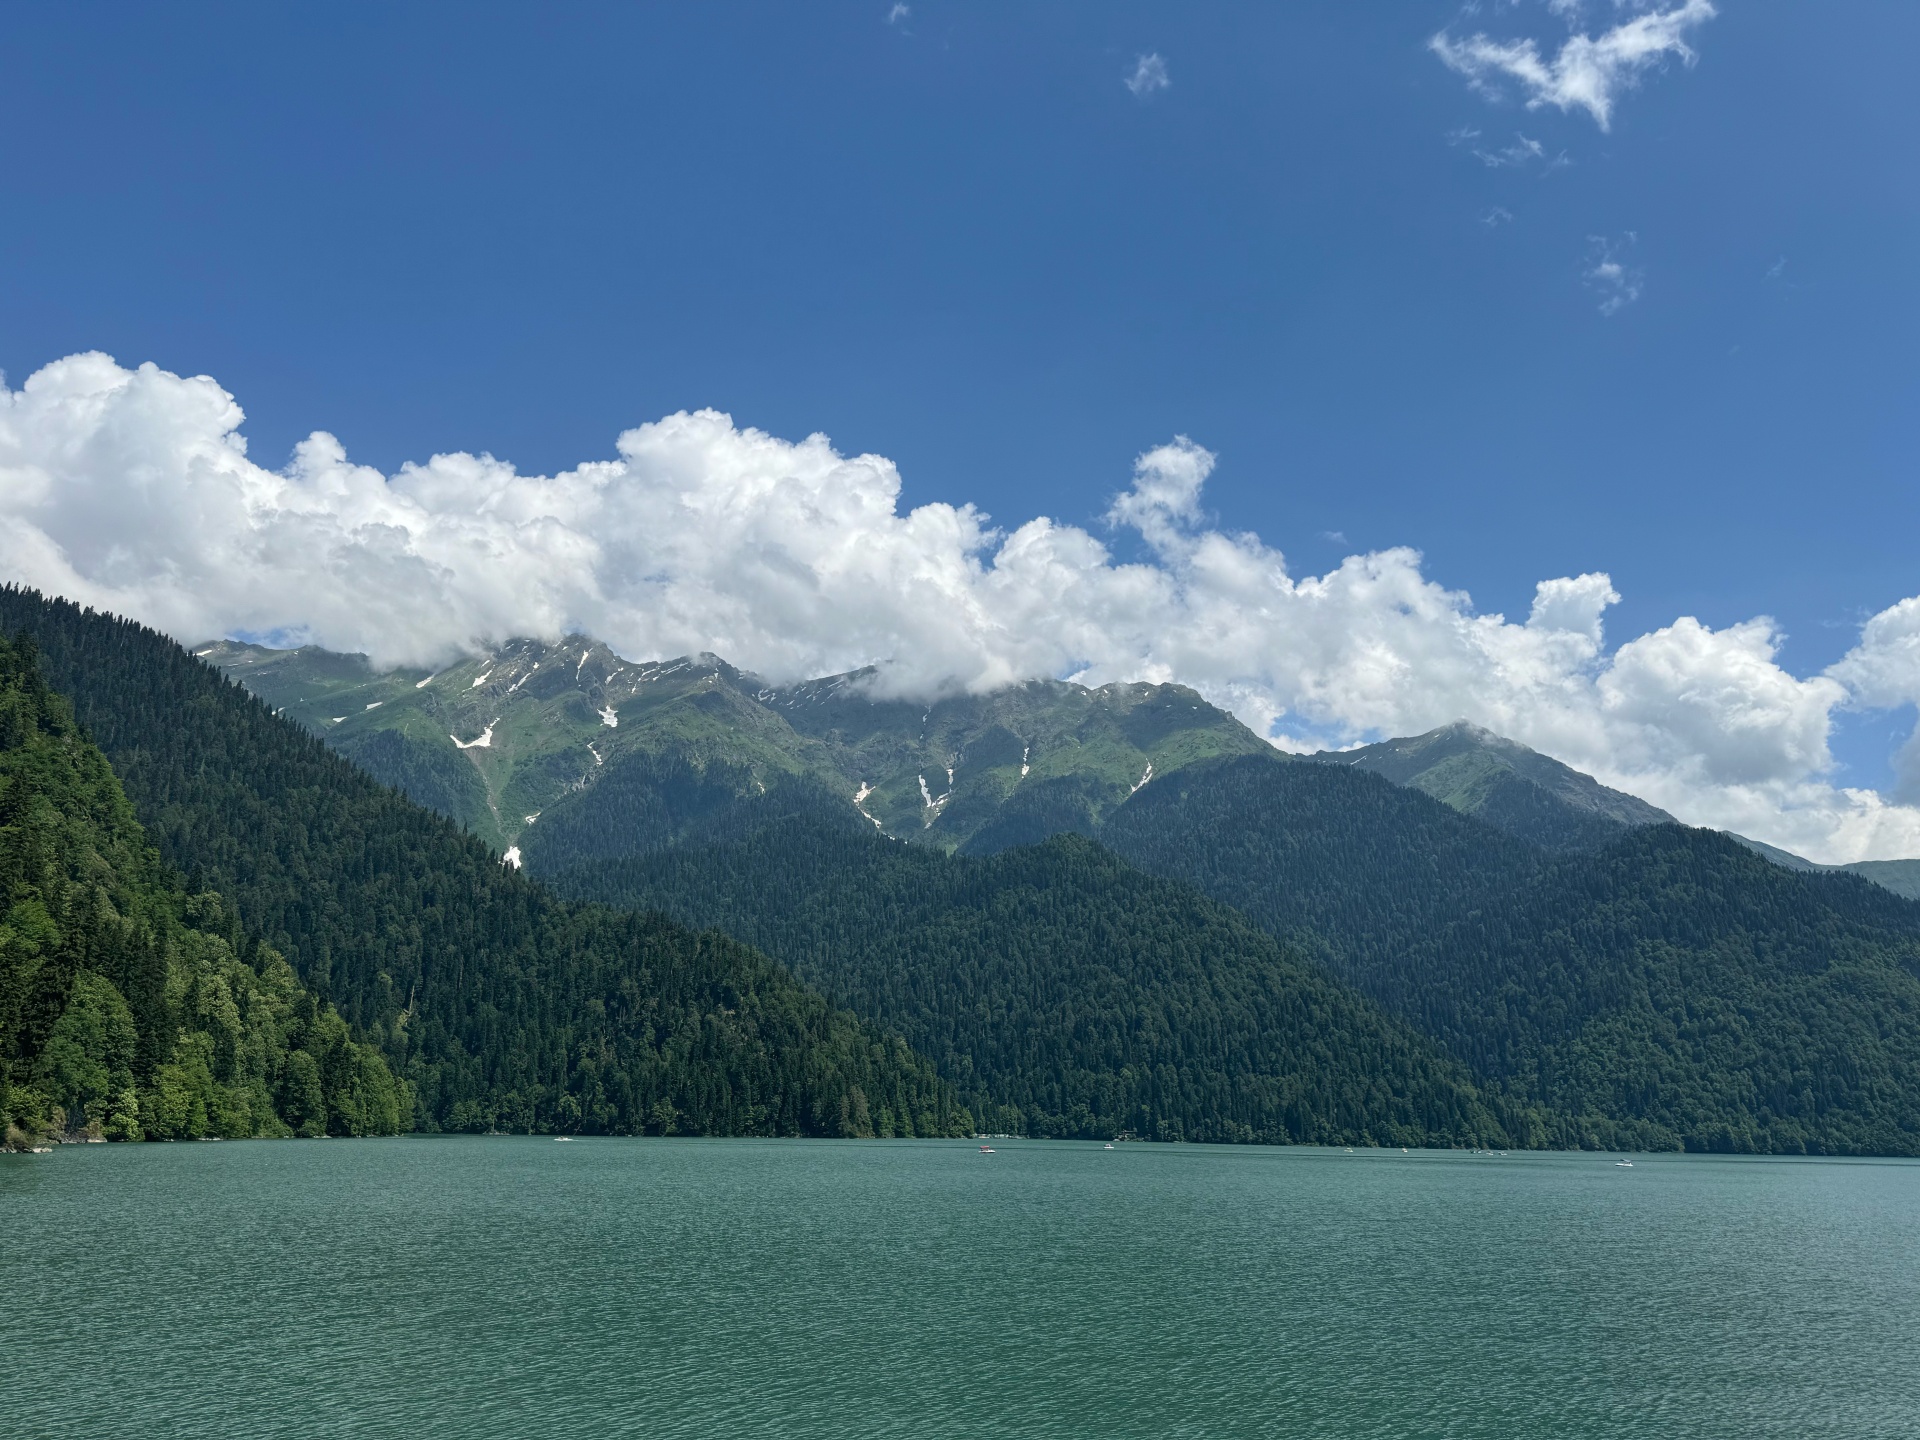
(5, 1138, 1918, 1438)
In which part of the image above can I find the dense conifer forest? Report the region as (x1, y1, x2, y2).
(1104, 757, 1920, 1153)
(0, 637, 403, 1144)
(545, 753, 1920, 1155)
(549, 801, 1514, 1147)
(0, 589, 968, 1140)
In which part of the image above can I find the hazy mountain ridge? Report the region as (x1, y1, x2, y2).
(1724, 833, 1920, 901)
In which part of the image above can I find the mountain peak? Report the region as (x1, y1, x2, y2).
(201, 635, 1272, 856)
(1310, 722, 1673, 852)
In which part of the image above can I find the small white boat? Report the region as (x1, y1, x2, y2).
(555, 1136, 574, 1143)
(1615, 1159, 1633, 1167)
(979, 1145, 995, 1154)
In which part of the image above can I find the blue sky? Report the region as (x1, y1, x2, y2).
(2, 2, 1917, 855)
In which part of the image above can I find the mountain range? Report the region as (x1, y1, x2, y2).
(7, 589, 1920, 1156)
(207, 635, 1920, 897)
(202, 636, 1269, 861)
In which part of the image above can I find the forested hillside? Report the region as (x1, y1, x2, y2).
(550, 748, 1920, 1153)
(0, 638, 404, 1145)
(547, 804, 1515, 1148)
(1103, 756, 1920, 1153)
(0, 589, 967, 1140)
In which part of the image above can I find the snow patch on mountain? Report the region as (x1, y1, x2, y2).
(453, 721, 497, 749)
(918, 772, 953, 826)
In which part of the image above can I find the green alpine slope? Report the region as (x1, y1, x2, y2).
(1308, 721, 1674, 852)
(0, 637, 405, 1146)
(203, 638, 1270, 857)
(545, 802, 1515, 1149)
(0, 588, 967, 1140)
(1100, 756, 1920, 1154)
(1305, 725, 1920, 902)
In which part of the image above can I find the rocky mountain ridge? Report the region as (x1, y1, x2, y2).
(203, 636, 1270, 856)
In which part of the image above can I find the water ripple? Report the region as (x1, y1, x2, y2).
(4, 1140, 1918, 1438)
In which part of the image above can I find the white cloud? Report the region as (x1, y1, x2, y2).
(1125, 53, 1169, 98)
(1584, 233, 1643, 314)
(1105, 436, 1211, 548)
(885, 3, 910, 27)
(3, 351, 1919, 863)
(1476, 133, 1546, 168)
(1431, 0, 1716, 132)
(1831, 598, 1920, 804)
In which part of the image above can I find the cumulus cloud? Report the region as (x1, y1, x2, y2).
(3, 351, 1919, 862)
(1431, 0, 1716, 132)
(1831, 598, 1920, 804)
(1125, 53, 1170, 98)
(1105, 437, 1212, 548)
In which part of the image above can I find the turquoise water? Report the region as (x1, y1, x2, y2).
(5, 1139, 1919, 1438)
